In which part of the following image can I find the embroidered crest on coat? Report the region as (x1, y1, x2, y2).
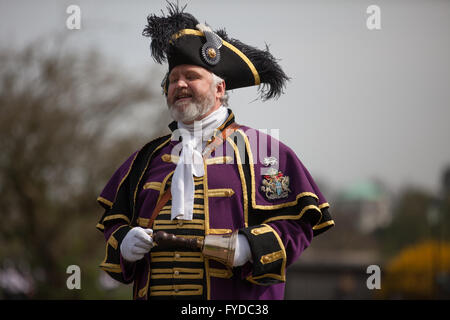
(260, 169, 291, 200)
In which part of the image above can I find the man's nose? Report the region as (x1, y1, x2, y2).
(174, 78, 188, 88)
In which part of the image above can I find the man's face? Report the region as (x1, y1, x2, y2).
(166, 64, 218, 123)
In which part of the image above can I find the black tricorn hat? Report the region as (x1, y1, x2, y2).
(142, 2, 289, 100)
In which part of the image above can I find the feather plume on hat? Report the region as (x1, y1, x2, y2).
(142, 2, 289, 100)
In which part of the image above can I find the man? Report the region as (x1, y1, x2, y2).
(96, 3, 334, 300)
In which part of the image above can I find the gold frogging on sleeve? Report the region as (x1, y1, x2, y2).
(313, 220, 335, 230)
(250, 225, 272, 236)
(102, 214, 131, 224)
(97, 196, 113, 208)
(99, 262, 122, 273)
(107, 235, 118, 250)
(260, 250, 284, 265)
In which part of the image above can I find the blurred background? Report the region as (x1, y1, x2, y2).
(0, 0, 449, 299)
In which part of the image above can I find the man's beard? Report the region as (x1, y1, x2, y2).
(167, 88, 215, 123)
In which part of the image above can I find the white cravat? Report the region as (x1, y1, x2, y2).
(171, 106, 229, 220)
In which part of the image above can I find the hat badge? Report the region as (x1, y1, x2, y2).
(197, 23, 222, 66)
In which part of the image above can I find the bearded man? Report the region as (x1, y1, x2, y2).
(96, 3, 334, 300)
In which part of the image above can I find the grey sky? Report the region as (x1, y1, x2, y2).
(1, 0, 449, 196)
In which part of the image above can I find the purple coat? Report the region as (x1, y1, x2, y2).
(96, 110, 334, 300)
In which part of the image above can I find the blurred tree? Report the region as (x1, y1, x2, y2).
(373, 167, 450, 299)
(379, 240, 450, 299)
(0, 42, 169, 298)
(375, 166, 450, 261)
(439, 166, 450, 244)
(374, 187, 434, 259)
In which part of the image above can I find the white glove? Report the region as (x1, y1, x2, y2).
(233, 234, 253, 267)
(120, 227, 154, 262)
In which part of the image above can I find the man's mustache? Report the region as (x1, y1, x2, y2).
(174, 88, 194, 99)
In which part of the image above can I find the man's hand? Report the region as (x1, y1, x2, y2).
(233, 234, 252, 267)
(120, 227, 154, 262)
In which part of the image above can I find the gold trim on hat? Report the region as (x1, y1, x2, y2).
(171, 29, 261, 86)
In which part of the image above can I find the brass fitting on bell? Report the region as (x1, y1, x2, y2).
(200, 230, 238, 268)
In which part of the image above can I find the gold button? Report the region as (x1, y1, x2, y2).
(178, 221, 183, 227)
(207, 48, 216, 59)
(174, 288, 179, 293)
(175, 253, 180, 259)
(174, 270, 180, 276)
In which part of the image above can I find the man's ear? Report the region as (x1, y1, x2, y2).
(216, 80, 226, 98)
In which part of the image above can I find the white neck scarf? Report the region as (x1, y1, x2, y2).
(171, 106, 229, 220)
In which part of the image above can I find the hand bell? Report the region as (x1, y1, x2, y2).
(153, 230, 238, 267)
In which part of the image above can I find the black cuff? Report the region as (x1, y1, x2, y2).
(239, 224, 286, 286)
(99, 225, 133, 283)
